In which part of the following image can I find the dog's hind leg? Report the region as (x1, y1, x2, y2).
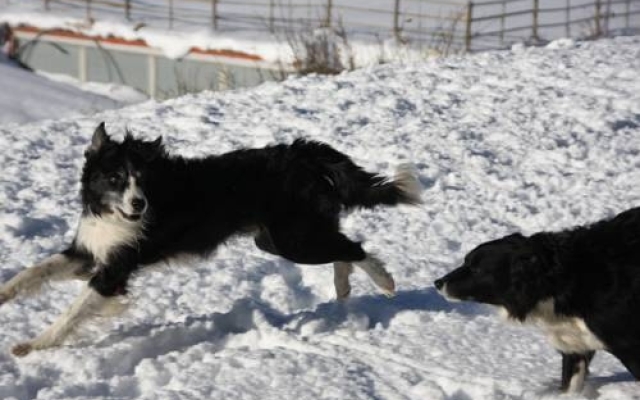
(353, 255, 395, 297)
(0, 253, 90, 306)
(267, 222, 395, 297)
(11, 286, 117, 357)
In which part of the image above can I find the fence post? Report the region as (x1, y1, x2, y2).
(603, 0, 610, 34)
(86, 0, 92, 20)
(269, 0, 274, 32)
(44, 0, 50, 11)
(566, 0, 570, 37)
(169, 0, 174, 29)
(325, 0, 332, 27)
(393, 0, 401, 41)
(532, 0, 539, 41)
(465, 2, 473, 52)
(212, 0, 218, 30)
(626, 0, 631, 29)
(125, 0, 131, 21)
(148, 54, 156, 98)
(594, 0, 601, 37)
(500, 0, 505, 46)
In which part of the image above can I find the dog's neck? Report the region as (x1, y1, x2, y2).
(74, 212, 145, 264)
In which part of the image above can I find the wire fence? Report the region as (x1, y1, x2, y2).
(33, 0, 640, 52)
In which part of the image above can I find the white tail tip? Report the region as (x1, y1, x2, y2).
(394, 163, 423, 205)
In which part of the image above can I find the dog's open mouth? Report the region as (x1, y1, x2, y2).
(117, 208, 143, 222)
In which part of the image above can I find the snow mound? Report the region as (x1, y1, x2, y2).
(0, 62, 126, 126)
(0, 36, 639, 399)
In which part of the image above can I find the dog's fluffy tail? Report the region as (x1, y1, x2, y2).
(292, 140, 422, 209)
(323, 160, 422, 209)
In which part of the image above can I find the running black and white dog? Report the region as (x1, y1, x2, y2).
(435, 207, 640, 392)
(0, 122, 421, 357)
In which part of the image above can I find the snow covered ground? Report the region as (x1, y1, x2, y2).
(0, 59, 145, 125)
(0, 36, 639, 400)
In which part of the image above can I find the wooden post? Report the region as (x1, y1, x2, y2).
(44, 0, 50, 11)
(125, 0, 131, 21)
(500, 0, 506, 47)
(169, 0, 174, 29)
(465, 1, 473, 52)
(212, 0, 218, 30)
(626, 0, 631, 29)
(532, 0, 539, 41)
(393, 0, 401, 41)
(594, 0, 601, 37)
(325, 0, 333, 27)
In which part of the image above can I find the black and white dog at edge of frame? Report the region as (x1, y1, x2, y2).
(0, 122, 422, 357)
(435, 206, 640, 393)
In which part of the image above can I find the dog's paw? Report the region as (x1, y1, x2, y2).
(11, 343, 33, 357)
(0, 292, 10, 306)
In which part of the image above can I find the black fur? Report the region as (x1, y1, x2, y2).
(435, 206, 640, 390)
(70, 123, 417, 297)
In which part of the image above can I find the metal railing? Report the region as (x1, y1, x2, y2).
(29, 0, 640, 53)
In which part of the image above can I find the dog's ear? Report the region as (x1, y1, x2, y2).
(86, 122, 111, 157)
(151, 136, 163, 150)
(144, 136, 164, 161)
(135, 135, 164, 162)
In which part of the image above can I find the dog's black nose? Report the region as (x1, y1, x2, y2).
(131, 198, 146, 213)
(434, 279, 444, 290)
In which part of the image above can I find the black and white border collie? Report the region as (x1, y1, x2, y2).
(0, 122, 421, 357)
(435, 207, 640, 392)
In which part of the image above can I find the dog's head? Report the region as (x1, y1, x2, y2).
(81, 122, 164, 221)
(435, 233, 552, 320)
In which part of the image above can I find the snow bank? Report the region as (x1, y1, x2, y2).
(0, 36, 639, 399)
(0, 61, 125, 125)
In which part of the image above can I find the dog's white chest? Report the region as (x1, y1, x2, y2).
(529, 300, 606, 353)
(542, 317, 605, 353)
(75, 215, 142, 263)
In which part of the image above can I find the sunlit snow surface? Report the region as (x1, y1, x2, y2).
(0, 37, 639, 399)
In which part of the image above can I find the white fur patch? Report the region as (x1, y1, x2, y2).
(525, 299, 606, 353)
(121, 176, 147, 216)
(75, 214, 143, 263)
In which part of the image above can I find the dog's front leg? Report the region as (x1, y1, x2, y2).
(11, 286, 113, 356)
(11, 250, 138, 357)
(0, 252, 91, 305)
(333, 262, 354, 300)
(560, 351, 595, 392)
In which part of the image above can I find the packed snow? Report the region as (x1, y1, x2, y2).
(0, 36, 639, 400)
(0, 60, 131, 125)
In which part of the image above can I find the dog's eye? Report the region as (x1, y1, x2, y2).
(108, 174, 121, 185)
